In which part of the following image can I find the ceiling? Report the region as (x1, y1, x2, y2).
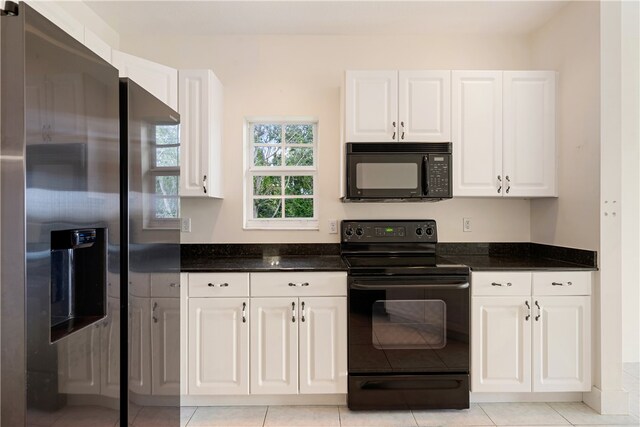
(85, 1, 569, 37)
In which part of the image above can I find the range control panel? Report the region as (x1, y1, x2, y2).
(341, 220, 437, 243)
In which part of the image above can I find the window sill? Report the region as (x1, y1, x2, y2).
(244, 219, 319, 231)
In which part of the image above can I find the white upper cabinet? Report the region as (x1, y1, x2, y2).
(453, 70, 556, 197)
(112, 50, 178, 111)
(346, 70, 450, 142)
(452, 71, 503, 196)
(398, 71, 451, 142)
(345, 71, 398, 142)
(178, 69, 224, 198)
(26, 0, 84, 43)
(503, 71, 557, 197)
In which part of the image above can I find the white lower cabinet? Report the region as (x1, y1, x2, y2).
(188, 297, 249, 395)
(471, 271, 592, 393)
(251, 298, 299, 395)
(129, 296, 151, 395)
(58, 323, 102, 395)
(185, 272, 347, 397)
(532, 296, 591, 392)
(299, 297, 348, 394)
(472, 297, 532, 392)
(152, 298, 181, 395)
(100, 298, 121, 398)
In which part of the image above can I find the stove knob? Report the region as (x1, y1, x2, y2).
(345, 228, 354, 236)
(415, 227, 423, 236)
(425, 227, 434, 236)
(355, 227, 364, 236)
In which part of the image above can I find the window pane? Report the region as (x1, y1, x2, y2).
(253, 176, 281, 195)
(156, 176, 179, 195)
(254, 146, 282, 167)
(156, 147, 179, 167)
(155, 124, 179, 145)
(155, 197, 179, 219)
(253, 198, 282, 219)
(285, 124, 313, 144)
(285, 147, 313, 166)
(284, 176, 313, 195)
(253, 124, 281, 145)
(285, 198, 313, 218)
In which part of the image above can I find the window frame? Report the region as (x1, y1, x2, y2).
(244, 117, 319, 230)
(144, 123, 181, 230)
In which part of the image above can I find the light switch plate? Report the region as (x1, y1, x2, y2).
(181, 217, 192, 233)
(463, 217, 472, 232)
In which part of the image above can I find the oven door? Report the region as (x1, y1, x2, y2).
(348, 276, 470, 374)
(346, 153, 424, 199)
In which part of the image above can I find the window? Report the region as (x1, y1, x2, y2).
(146, 123, 180, 228)
(245, 119, 318, 229)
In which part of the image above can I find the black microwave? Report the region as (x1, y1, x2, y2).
(345, 143, 452, 201)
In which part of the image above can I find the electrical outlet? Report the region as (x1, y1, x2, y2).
(328, 219, 338, 234)
(181, 217, 192, 233)
(463, 217, 472, 232)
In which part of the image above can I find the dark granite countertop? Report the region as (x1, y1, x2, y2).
(181, 243, 597, 273)
(181, 255, 347, 272)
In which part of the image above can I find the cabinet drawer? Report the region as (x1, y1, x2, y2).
(151, 273, 181, 298)
(472, 272, 531, 296)
(532, 272, 592, 296)
(189, 273, 249, 297)
(251, 272, 347, 297)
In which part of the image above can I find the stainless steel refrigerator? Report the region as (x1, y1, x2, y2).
(0, 3, 181, 425)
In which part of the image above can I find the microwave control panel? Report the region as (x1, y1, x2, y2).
(425, 155, 451, 197)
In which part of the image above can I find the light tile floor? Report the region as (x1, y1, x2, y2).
(27, 363, 640, 427)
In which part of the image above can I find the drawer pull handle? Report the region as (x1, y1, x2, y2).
(535, 300, 541, 321)
(301, 301, 306, 323)
(288, 282, 310, 287)
(208, 282, 229, 287)
(169, 283, 180, 288)
(242, 302, 247, 323)
(525, 301, 531, 321)
(291, 302, 296, 323)
(551, 281, 572, 286)
(491, 282, 512, 287)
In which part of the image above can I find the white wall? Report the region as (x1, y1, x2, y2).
(620, 0, 640, 364)
(121, 34, 534, 243)
(529, 1, 601, 251)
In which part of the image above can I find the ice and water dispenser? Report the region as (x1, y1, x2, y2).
(50, 228, 107, 342)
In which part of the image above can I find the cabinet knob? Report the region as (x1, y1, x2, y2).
(203, 174, 207, 194)
(392, 121, 396, 140)
(505, 175, 511, 194)
(534, 300, 541, 321)
(525, 301, 531, 321)
(400, 121, 405, 140)
(497, 175, 502, 194)
(491, 282, 512, 287)
(551, 281, 572, 286)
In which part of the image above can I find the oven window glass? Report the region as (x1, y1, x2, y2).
(356, 163, 418, 189)
(372, 299, 446, 350)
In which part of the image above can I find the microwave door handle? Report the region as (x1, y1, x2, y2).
(422, 156, 429, 196)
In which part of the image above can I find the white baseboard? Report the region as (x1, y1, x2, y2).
(583, 386, 630, 414)
(180, 394, 347, 407)
(470, 392, 583, 403)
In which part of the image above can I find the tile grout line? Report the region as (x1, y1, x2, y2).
(338, 405, 342, 427)
(183, 407, 197, 427)
(410, 408, 419, 427)
(262, 405, 270, 427)
(545, 402, 573, 426)
(477, 403, 498, 426)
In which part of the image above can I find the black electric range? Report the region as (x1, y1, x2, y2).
(341, 220, 471, 410)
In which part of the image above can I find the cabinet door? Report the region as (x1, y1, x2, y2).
(532, 296, 591, 392)
(178, 69, 224, 198)
(188, 298, 249, 395)
(250, 298, 298, 394)
(503, 71, 556, 197)
(27, 1, 84, 43)
(58, 323, 101, 395)
(112, 50, 178, 111)
(452, 71, 503, 196)
(129, 296, 151, 395)
(472, 297, 531, 392)
(101, 297, 120, 398)
(152, 298, 181, 395)
(299, 297, 347, 394)
(398, 71, 450, 142)
(345, 71, 398, 142)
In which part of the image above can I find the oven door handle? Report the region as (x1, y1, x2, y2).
(350, 282, 469, 290)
